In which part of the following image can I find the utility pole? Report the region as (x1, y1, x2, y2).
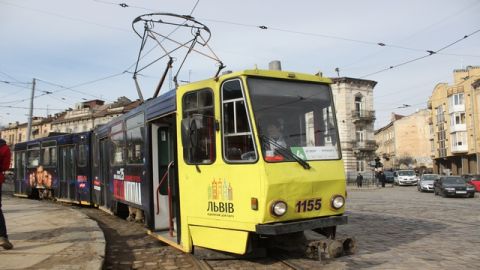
(26, 78, 36, 141)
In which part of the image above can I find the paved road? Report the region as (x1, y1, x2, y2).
(326, 186, 480, 269)
(78, 186, 480, 269)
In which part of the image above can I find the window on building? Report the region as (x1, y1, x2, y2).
(451, 132, 467, 148)
(356, 128, 365, 142)
(356, 159, 365, 172)
(436, 106, 444, 123)
(449, 93, 464, 107)
(450, 112, 466, 127)
(354, 95, 363, 117)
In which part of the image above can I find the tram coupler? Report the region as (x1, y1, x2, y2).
(305, 237, 357, 261)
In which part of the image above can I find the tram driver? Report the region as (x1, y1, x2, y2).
(266, 120, 286, 151)
(262, 119, 288, 162)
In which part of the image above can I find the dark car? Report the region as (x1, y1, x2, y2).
(434, 176, 475, 198)
(383, 171, 394, 183)
(462, 174, 480, 192)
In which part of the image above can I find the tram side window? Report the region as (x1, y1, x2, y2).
(126, 113, 145, 164)
(77, 143, 88, 167)
(222, 79, 257, 162)
(110, 123, 125, 165)
(41, 141, 57, 167)
(27, 145, 40, 168)
(182, 89, 215, 164)
(15, 151, 26, 180)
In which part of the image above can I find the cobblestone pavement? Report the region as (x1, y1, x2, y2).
(80, 186, 480, 269)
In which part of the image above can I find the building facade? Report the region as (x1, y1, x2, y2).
(375, 110, 433, 172)
(331, 77, 377, 180)
(429, 66, 480, 175)
(0, 97, 141, 167)
(50, 97, 140, 133)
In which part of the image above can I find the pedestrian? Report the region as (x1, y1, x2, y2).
(0, 138, 13, 250)
(379, 171, 386, 188)
(356, 173, 363, 188)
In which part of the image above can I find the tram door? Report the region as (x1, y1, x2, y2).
(151, 122, 178, 237)
(59, 146, 76, 201)
(99, 138, 112, 209)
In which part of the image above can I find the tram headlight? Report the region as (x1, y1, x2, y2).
(330, 195, 345, 210)
(270, 200, 287, 217)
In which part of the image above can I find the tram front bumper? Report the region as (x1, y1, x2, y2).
(255, 215, 347, 235)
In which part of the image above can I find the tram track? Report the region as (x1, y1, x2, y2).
(188, 255, 214, 270)
(75, 204, 335, 269)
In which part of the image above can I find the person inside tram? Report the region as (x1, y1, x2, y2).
(266, 119, 287, 152)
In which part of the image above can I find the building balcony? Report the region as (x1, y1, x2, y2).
(451, 144, 468, 154)
(351, 110, 375, 123)
(449, 104, 465, 113)
(450, 124, 467, 133)
(352, 140, 377, 151)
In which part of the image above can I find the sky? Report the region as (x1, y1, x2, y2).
(0, 0, 479, 129)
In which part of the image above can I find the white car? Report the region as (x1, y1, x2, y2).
(394, 170, 418, 186)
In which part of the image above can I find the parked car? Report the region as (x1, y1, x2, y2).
(434, 176, 475, 198)
(394, 170, 417, 186)
(417, 174, 439, 192)
(462, 174, 480, 192)
(383, 171, 395, 184)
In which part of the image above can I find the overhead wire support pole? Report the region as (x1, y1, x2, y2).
(153, 57, 173, 98)
(131, 13, 224, 97)
(26, 78, 36, 141)
(173, 30, 199, 87)
(133, 22, 149, 102)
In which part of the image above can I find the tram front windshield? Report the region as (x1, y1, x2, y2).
(248, 77, 340, 162)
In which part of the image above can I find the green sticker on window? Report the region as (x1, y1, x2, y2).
(290, 147, 307, 160)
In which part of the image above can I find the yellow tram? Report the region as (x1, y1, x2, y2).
(150, 67, 348, 256)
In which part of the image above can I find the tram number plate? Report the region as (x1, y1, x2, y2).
(295, 198, 321, 213)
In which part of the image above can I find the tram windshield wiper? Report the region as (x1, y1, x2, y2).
(260, 135, 311, 170)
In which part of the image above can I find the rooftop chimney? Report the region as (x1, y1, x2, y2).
(269, 60, 282, 71)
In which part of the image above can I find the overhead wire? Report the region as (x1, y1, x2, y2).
(0, 105, 64, 111)
(92, 1, 480, 66)
(358, 28, 480, 79)
(2, 0, 478, 125)
(0, 0, 130, 33)
(0, 70, 24, 83)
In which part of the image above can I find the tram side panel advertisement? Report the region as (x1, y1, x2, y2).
(113, 167, 143, 207)
(28, 165, 56, 193)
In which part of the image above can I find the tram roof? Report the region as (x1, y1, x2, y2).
(176, 69, 333, 90)
(14, 133, 75, 151)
